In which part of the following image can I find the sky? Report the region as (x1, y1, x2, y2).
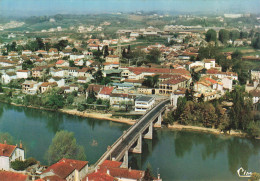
(0, 0, 259, 17)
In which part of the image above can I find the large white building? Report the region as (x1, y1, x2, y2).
(135, 96, 155, 112)
(0, 142, 25, 171)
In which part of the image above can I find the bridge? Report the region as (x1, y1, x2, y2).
(94, 99, 170, 169)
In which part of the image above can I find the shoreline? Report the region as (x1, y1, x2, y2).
(168, 123, 249, 138)
(1, 101, 256, 139)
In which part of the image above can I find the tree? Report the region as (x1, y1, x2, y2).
(69, 60, 76, 67)
(205, 29, 217, 42)
(143, 163, 155, 181)
(219, 29, 230, 44)
(46, 130, 86, 164)
(230, 30, 240, 41)
(45, 88, 65, 109)
(252, 34, 260, 49)
(36, 37, 44, 50)
(198, 94, 204, 103)
(142, 75, 159, 88)
(22, 60, 34, 70)
(0, 83, 3, 92)
(93, 69, 103, 84)
(146, 48, 161, 64)
(103, 45, 109, 58)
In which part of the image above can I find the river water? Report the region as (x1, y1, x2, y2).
(0, 103, 259, 180)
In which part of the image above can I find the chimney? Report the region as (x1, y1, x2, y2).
(158, 173, 160, 179)
(129, 167, 131, 172)
(4, 140, 6, 144)
(107, 169, 110, 175)
(20, 140, 22, 149)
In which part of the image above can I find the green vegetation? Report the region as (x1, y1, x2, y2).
(0, 132, 14, 144)
(11, 158, 37, 171)
(165, 86, 260, 137)
(46, 130, 86, 165)
(205, 29, 217, 42)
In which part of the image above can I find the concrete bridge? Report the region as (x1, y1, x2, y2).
(94, 99, 170, 169)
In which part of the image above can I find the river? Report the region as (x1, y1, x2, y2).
(0, 103, 259, 180)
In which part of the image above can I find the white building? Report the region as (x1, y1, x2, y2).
(1, 72, 17, 84)
(0, 142, 25, 171)
(16, 70, 30, 79)
(135, 96, 155, 112)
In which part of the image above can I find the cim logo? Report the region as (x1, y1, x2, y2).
(237, 167, 252, 178)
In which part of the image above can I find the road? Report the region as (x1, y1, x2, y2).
(110, 99, 170, 160)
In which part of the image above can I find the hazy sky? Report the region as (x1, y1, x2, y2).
(0, 0, 259, 17)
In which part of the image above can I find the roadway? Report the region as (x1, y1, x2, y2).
(110, 99, 170, 160)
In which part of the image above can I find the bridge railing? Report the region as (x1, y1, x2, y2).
(115, 103, 168, 161)
(93, 99, 170, 168)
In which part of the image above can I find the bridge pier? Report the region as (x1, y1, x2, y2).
(120, 150, 128, 168)
(144, 122, 153, 139)
(130, 133, 142, 154)
(154, 112, 162, 127)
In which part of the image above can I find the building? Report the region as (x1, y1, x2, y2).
(40, 158, 88, 181)
(0, 171, 28, 181)
(40, 82, 58, 93)
(159, 75, 190, 95)
(110, 93, 135, 109)
(97, 86, 114, 100)
(0, 142, 25, 171)
(1, 72, 17, 84)
(56, 60, 69, 68)
(85, 160, 145, 181)
(106, 55, 120, 63)
(17, 70, 30, 79)
(135, 96, 155, 112)
(170, 88, 186, 107)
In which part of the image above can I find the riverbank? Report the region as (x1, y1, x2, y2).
(6, 101, 137, 125)
(1, 101, 255, 139)
(59, 109, 136, 125)
(168, 122, 248, 138)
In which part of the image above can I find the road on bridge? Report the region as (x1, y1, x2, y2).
(110, 99, 170, 160)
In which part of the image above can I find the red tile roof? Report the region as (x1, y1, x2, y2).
(87, 84, 104, 94)
(42, 158, 88, 179)
(85, 171, 117, 181)
(100, 160, 122, 169)
(0, 171, 28, 181)
(17, 70, 29, 72)
(56, 60, 65, 65)
(0, 143, 17, 157)
(127, 67, 190, 76)
(161, 76, 188, 85)
(99, 87, 114, 95)
(107, 167, 144, 180)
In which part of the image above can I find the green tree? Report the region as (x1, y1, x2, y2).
(230, 30, 240, 41)
(103, 45, 109, 58)
(252, 34, 260, 49)
(205, 29, 217, 42)
(93, 69, 103, 84)
(219, 29, 230, 44)
(46, 130, 86, 165)
(45, 88, 65, 109)
(146, 48, 161, 64)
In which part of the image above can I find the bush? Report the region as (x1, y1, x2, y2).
(11, 158, 37, 171)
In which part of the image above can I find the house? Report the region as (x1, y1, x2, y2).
(103, 62, 119, 70)
(74, 59, 84, 66)
(17, 70, 30, 79)
(0, 60, 16, 67)
(40, 158, 88, 181)
(35, 50, 48, 55)
(56, 60, 69, 67)
(0, 171, 28, 181)
(135, 96, 155, 112)
(251, 68, 260, 80)
(22, 81, 42, 94)
(86, 84, 104, 98)
(158, 75, 190, 95)
(203, 59, 215, 69)
(48, 48, 58, 56)
(110, 93, 135, 108)
(222, 77, 233, 91)
(170, 88, 186, 107)
(32, 66, 47, 78)
(1, 72, 17, 84)
(40, 82, 58, 93)
(106, 55, 120, 63)
(68, 67, 79, 77)
(70, 53, 85, 61)
(249, 89, 260, 104)
(78, 77, 87, 84)
(97, 86, 114, 100)
(85, 160, 145, 181)
(50, 69, 68, 77)
(0, 142, 25, 171)
(22, 50, 32, 55)
(48, 77, 65, 87)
